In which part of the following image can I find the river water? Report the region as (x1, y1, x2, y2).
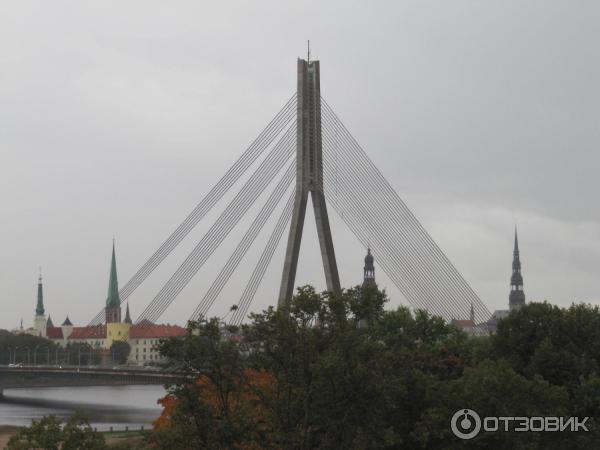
(0, 386, 165, 431)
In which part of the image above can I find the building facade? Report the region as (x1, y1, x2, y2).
(29, 243, 185, 365)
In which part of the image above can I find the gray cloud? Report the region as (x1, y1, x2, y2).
(1, 1, 598, 329)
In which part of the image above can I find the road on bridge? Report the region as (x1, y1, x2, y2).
(0, 366, 189, 397)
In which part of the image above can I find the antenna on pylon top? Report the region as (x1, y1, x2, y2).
(307, 40, 310, 63)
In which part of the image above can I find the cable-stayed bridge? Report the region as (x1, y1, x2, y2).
(87, 58, 491, 327)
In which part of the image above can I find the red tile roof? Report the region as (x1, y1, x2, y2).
(46, 327, 64, 339)
(227, 334, 245, 343)
(130, 323, 186, 338)
(68, 325, 107, 340)
(450, 319, 475, 329)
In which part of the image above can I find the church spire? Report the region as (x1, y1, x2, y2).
(105, 240, 122, 324)
(106, 241, 121, 307)
(36, 267, 45, 316)
(124, 302, 132, 324)
(509, 227, 525, 311)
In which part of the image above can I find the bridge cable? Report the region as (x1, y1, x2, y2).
(322, 152, 451, 319)
(323, 179, 455, 318)
(135, 122, 296, 323)
(318, 100, 482, 312)
(321, 123, 477, 320)
(188, 162, 295, 321)
(321, 114, 481, 321)
(137, 124, 296, 324)
(321, 104, 481, 318)
(136, 124, 297, 324)
(87, 93, 297, 326)
(137, 130, 295, 325)
(321, 128, 467, 319)
(320, 101, 490, 321)
(229, 190, 295, 326)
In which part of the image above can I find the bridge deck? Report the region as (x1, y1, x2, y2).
(0, 366, 189, 394)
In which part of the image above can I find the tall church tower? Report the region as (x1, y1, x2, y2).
(104, 241, 131, 347)
(33, 269, 47, 337)
(363, 248, 376, 286)
(509, 228, 526, 311)
(105, 242, 122, 324)
(359, 248, 376, 329)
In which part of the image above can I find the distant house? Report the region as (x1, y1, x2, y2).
(28, 242, 185, 365)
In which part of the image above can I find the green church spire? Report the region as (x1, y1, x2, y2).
(36, 268, 45, 316)
(106, 241, 121, 307)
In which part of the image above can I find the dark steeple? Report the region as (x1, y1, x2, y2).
(509, 228, 526, 311)
(124, 303, 132, 324)
(363, 248, 376, 286)
(106, 241, 121, 307)
(62, 316, 73, 326)
(46, 315, 54, 328)
(36, 268, 45, 316)
(105, 240, 122, 324)
(359, 248, 377, 329)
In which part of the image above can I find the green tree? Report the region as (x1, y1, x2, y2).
(0, 331, 59, 365)
(110, 340, 131, 365)
(154, 290, 600, 449)
(7, 414, 107, 450)
(154, 285, 472, 449)
(151, 318, 271, 450)
(65, 342, 102, 366)
(492, 302, 600, 390)
(415, 359, 571, 449)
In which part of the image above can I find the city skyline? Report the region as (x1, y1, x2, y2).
(2, 1, 599, 329)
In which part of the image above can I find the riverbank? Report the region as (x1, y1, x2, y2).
(104, 429, 146, 448)
(0, 426, 20, 449)
(0, 426, 146, 449)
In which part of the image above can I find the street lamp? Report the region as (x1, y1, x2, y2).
(35, 346, 50, 366)
(77, 343, 93, 367)
(16, 346, 30, 365)
(7, 347, 15, 365)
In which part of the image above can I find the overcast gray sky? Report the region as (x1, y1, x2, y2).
(1, 1, 598, 330)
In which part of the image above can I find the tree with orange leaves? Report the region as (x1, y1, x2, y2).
(148, 318, 276, 450)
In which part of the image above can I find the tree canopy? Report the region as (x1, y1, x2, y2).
(150, 286, 600, 449)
